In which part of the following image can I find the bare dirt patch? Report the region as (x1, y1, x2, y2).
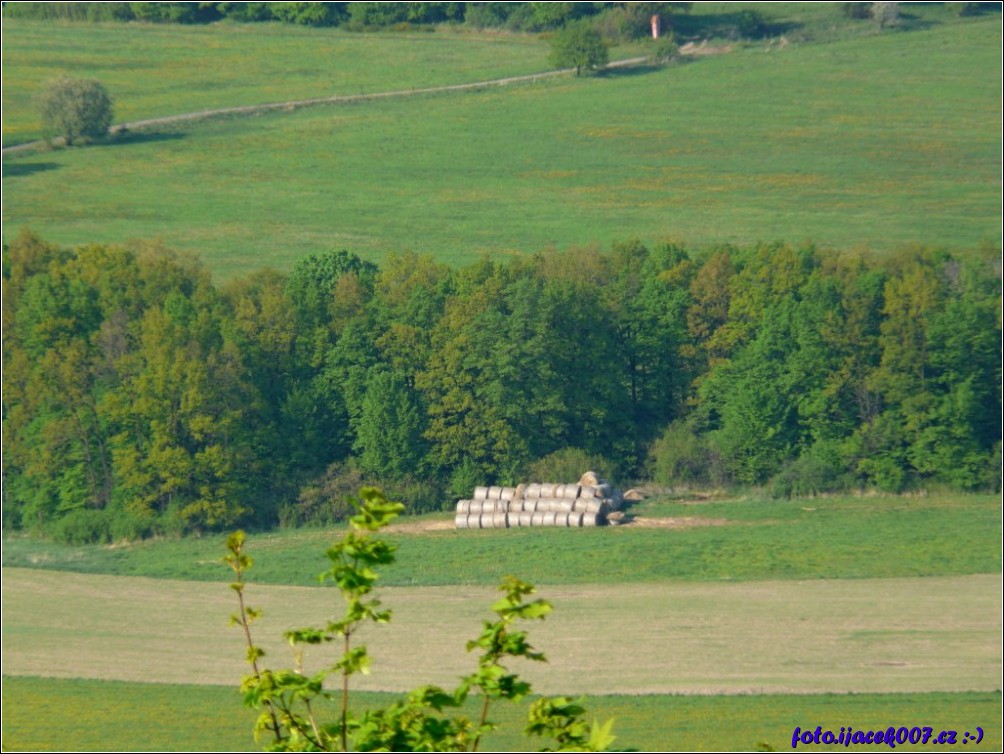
(384, 518, 456, 534)
(623, 515, 730, 529)
(679, 41, 735, 57)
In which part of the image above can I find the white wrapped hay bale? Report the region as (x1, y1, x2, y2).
(514, 511, 534, 527)
(556, 483, 581, 499)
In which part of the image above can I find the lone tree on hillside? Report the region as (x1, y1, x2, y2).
(38, 76, 114, 146)
(549, 23, 609, 76)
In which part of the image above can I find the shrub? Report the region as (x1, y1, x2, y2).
(447, 458, 483, 504)
(282, 461, 368, 527)
(769, 440, 853, 498)
(648, 37, 680, 64)
(50, 508, 112, 545)
(37, 76, 114, 146)
(384, 476, 448, 514)
(649, 421, 721, 486)
(525, 447, 620, 485)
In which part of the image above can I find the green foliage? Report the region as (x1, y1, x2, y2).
(548, 22, 609, 76)
(227, 487, 614, 751)
(3, 231, 1000, 542)
(648, 36, 680, 64)
(525, 448, 619, 488)
(648, 421, 721, 487)
(270, 2, 347, 27)
(37, 76, 113, 146)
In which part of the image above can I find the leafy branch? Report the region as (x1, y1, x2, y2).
(227, 486, 615, 752)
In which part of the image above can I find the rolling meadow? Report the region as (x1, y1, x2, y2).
(2, 3, 1002, 752)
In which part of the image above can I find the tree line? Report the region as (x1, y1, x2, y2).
(2, 2, 691, 36)
(2, 230, 999, 542)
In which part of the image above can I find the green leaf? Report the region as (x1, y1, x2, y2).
(589, 717, 618, 751)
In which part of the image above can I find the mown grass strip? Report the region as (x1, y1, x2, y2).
(2, 676, 999, 752)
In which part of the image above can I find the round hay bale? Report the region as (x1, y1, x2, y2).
(474, 486, 489, 501)
(551, 499, 575, 513)
(535, 497, 557, 511)
(542, 511, 559, 526)
(623, 488, 645, 502)
(499, 487, 516, 502)
(579, 485, 599, 498)
(573, 498, 602, 513)
(492, 512, 509, 529)
(566, 512, 584, 527)
(538, 483, 556, 497)
(455, 513, 470, 529)
(488, 486, 504, 500)
(581, 512, 601, 527)
(513, 483, 526, 501)
(579, 470, 599, 486)
(516, 511, 534, 527)
(457, 500, 472, 514)
(531, 512, 547, 527)
(525, 483, 542, 499)
(557, 483, 581, 499)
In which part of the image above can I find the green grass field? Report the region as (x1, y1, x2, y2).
(4, 17, 1000, 277)
(2, 677, 1000, 752)
(4, 495, 999, 586)
(3, 493, 1000, 750)
(1, 19, 556, 146)
(3, 8, 1002, 750)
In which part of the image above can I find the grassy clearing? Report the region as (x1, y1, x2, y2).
(2, 568, 1000, 695)
(2, 676, 1000, 752)
(1, 19, 553, 146)
(3, 495, 999, 587)
(4, 18, 1000, 277)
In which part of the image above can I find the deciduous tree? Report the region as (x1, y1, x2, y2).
(38, 76, 114, 146)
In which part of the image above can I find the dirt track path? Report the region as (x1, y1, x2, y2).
(2, 56, 648, 156)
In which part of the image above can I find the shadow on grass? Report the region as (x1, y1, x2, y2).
(110, 130, 188, 147)
(2, 161, 60, 178)
(672, 12, 802, 42)
(598, 63, 666, 79)
(894, 13, 938, 32)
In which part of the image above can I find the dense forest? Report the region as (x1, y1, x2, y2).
(2, 230, 999, 542)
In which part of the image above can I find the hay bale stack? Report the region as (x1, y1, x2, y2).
(456, 472, 621, 529)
